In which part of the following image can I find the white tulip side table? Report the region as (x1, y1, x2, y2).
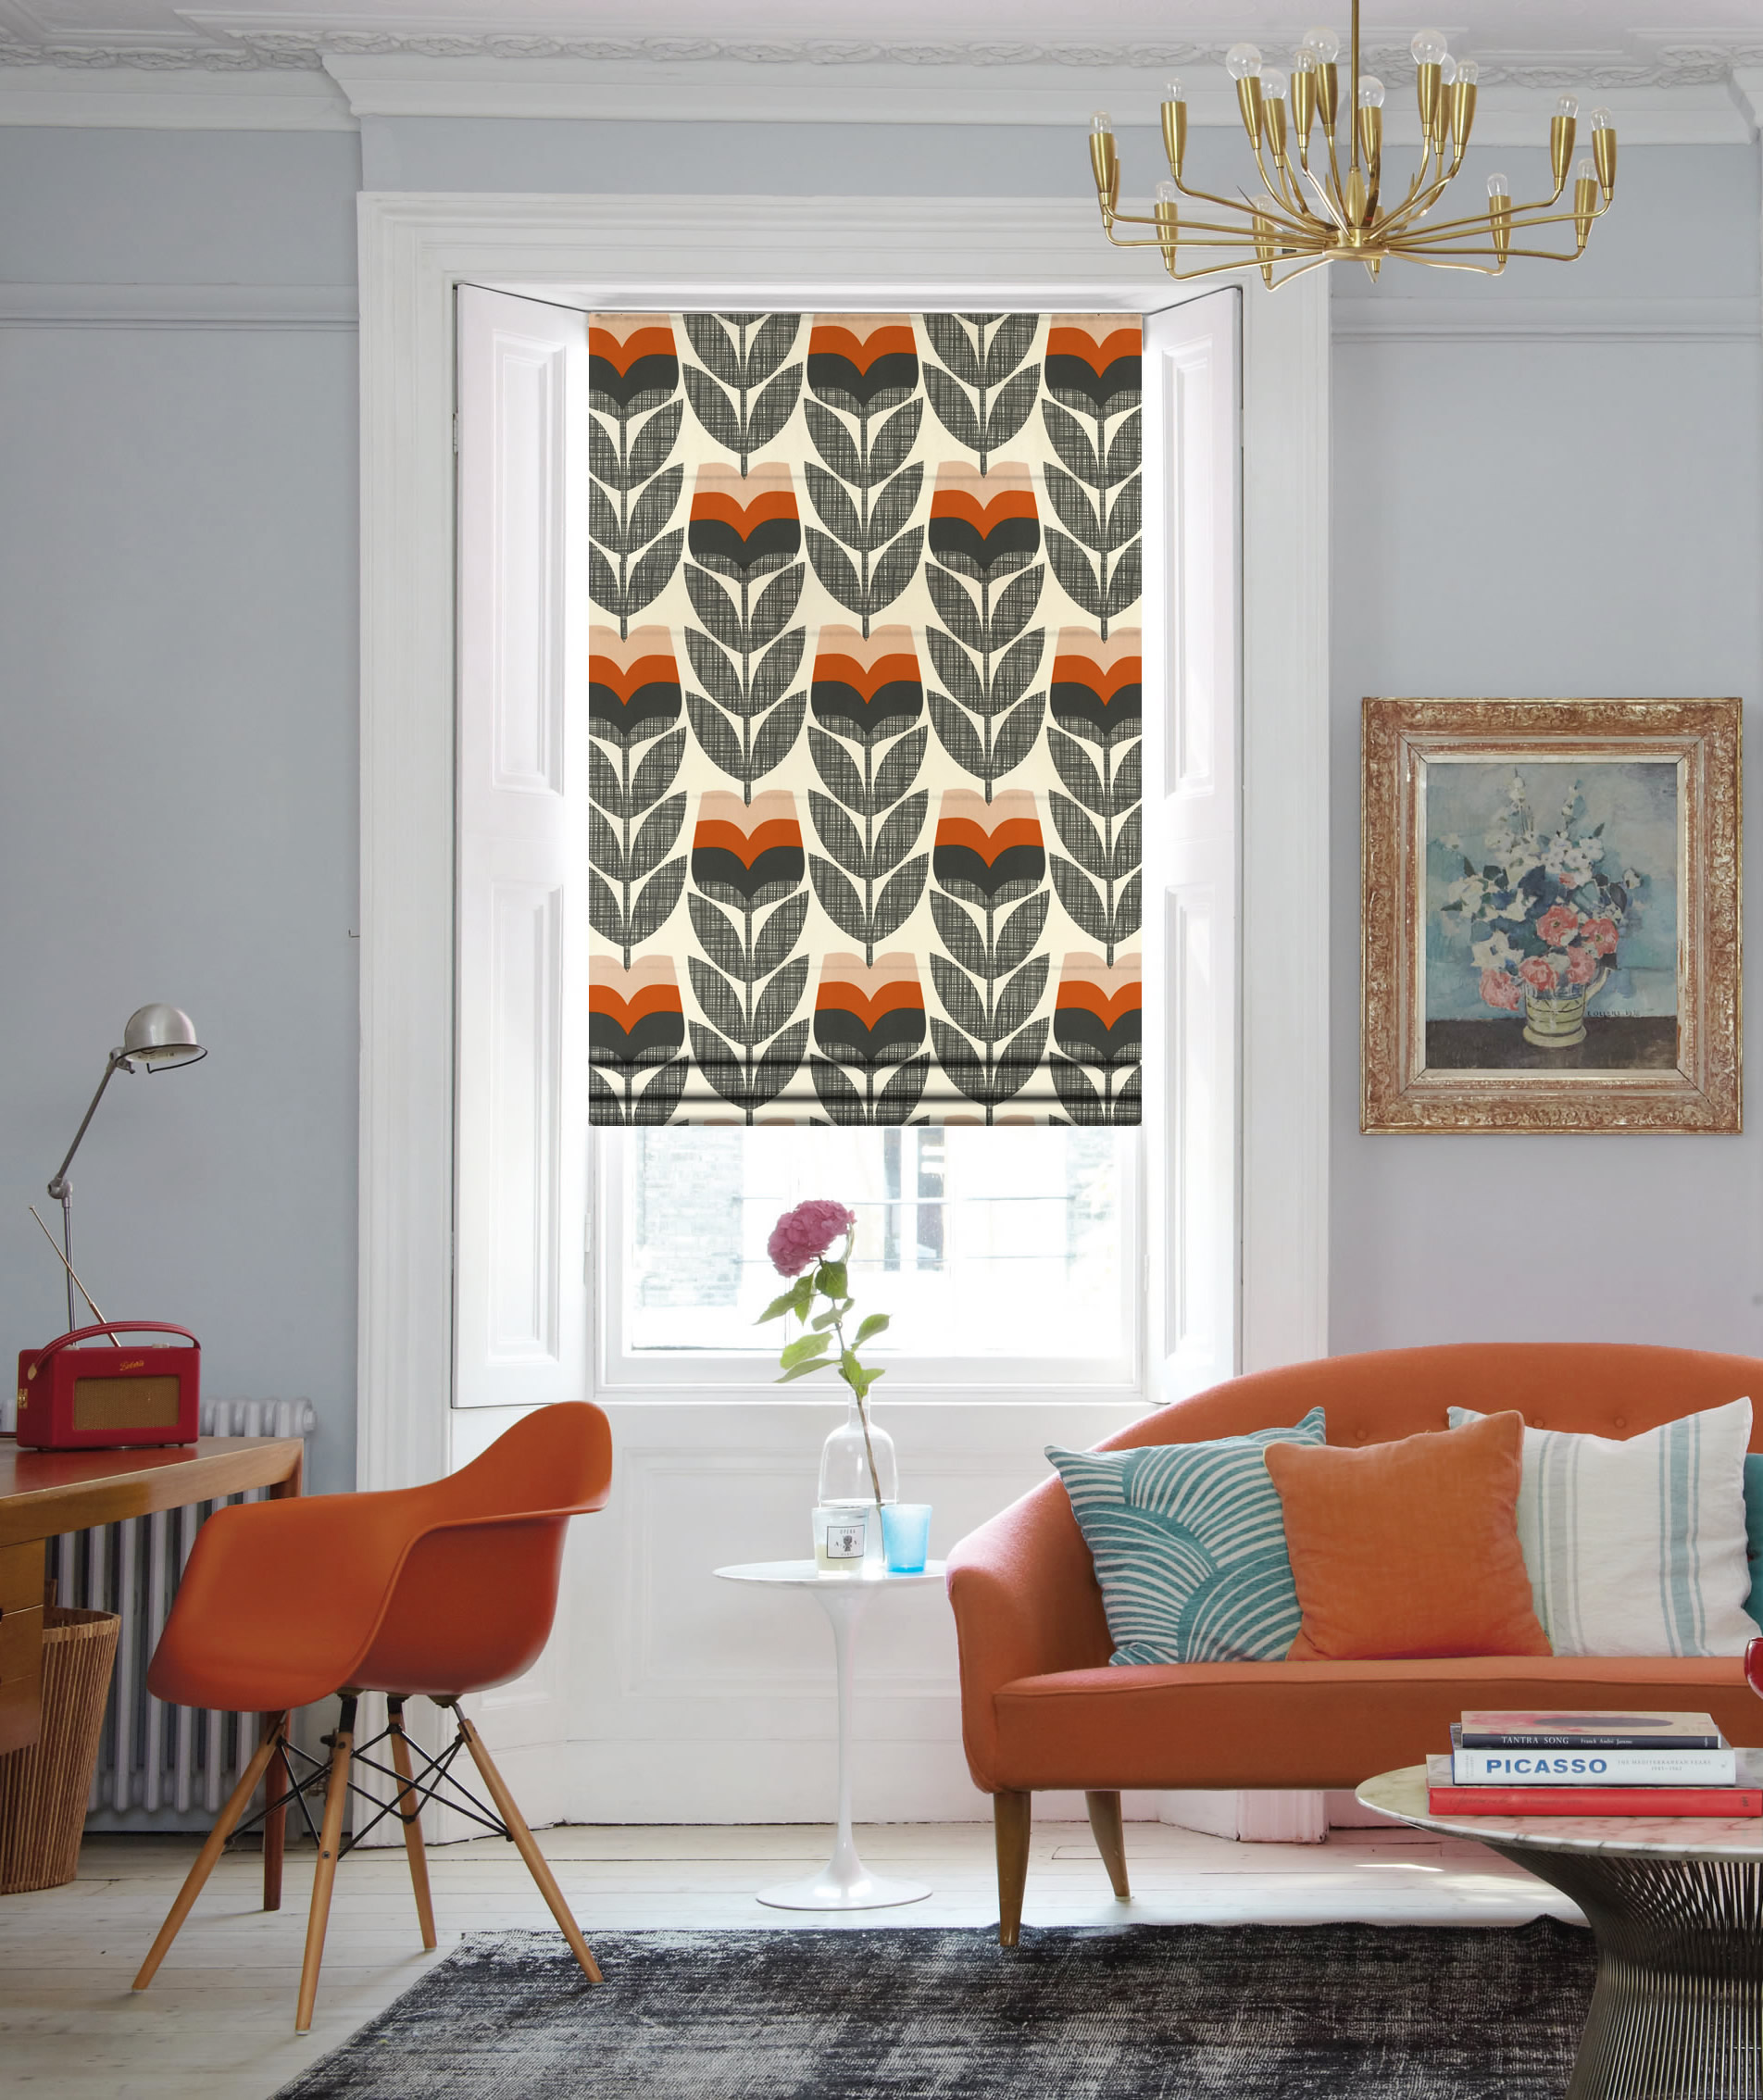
(715, 1558, 947, 1911)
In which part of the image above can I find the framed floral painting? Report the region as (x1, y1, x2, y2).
(1362, 698, 1741, 1133)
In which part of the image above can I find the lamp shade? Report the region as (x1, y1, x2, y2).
(119, 1005, 206, 1071)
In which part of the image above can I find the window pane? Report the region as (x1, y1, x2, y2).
(620, 1127, 1132, 1359)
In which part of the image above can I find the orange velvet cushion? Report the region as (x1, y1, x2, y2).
(1262, 1410, 1552, 1661)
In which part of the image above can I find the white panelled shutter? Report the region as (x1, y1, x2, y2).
(1143, 289, 1242, 1405)
(456, 286, 591, 1410)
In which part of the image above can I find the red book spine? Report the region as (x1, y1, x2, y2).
(1429, 1783, 1763, 1817)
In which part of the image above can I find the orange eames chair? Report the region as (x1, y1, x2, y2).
(132, 1402, 612, 2031)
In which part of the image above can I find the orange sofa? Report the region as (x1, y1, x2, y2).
(945, 1344, 1763, 1944)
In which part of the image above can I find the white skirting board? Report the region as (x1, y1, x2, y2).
(1160, 1790, 1401, 1842)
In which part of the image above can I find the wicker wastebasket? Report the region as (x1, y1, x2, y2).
(0, 1606, 120, 1894)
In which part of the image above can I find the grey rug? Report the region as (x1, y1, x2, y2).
(274, 1919, 1595, 2099)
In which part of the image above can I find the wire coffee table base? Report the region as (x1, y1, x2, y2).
(1485, 1844, 1763, 2100)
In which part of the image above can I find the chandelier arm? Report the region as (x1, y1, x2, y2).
(1232, 186, 1314, 240)
(1398, 202, 1593, 248)
(1103, 227, 1316, 254)
(1250, 140, 1316, 225)
(1106, 206, 1323, 244)
(1298, 161, 1351, 236)
(1170, 170, 1298, 225)
(1375, 169, 1464, 241)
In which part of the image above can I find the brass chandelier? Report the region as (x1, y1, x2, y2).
(1086, 0, 1618, 287)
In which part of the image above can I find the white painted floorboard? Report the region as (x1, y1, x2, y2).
(0, 1819, 1579, 2099)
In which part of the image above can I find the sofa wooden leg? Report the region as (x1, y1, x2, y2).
(994, 1789, 1032, 1947)
(1085, 1789, 1131, 1899)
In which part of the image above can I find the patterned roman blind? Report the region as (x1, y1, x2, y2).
(588, 311, 1143, 1126)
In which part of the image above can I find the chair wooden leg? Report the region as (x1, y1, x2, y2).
(1085, 1789, 1131, 1899)
(262, 1709, 291, 1912)
(134, 1724, 281, 1990)
(994, 1788, 1032, 1948)
(456, 1712, 601, 1983)
(387, 1698, 438, 1952)
(294, 1697, 356, 2034)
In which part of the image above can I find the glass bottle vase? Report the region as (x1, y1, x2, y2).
(816, 1400, 896, 1570)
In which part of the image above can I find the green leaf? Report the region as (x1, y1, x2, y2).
(781, 1332, 832, 1369)
(792, 1274, 815, 1319)
(855, 1313, 890, 1344)
(756, 1289, 799, 1325)
(777, 1358, 833, 1383)
(811, 1308, 842, 1331)
(818, 1259, 848, 1299)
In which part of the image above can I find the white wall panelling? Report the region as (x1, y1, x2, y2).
(1144, 289, 1242, 1401)
(455, 287, 589, 1413)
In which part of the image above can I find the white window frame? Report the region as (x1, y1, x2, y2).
(593, 1127, 1144, 1398)
(356, 194, 1329, 1494)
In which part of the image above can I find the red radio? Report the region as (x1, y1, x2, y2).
(15, 1323, 201, 1450)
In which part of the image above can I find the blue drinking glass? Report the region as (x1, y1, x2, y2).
(882, 1503, 932, 1574)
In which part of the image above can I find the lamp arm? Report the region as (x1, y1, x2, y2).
(46, 1051, 126, 1199)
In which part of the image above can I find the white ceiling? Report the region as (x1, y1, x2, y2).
(2, 1, 1761, 67)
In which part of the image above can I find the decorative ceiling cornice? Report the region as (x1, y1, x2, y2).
(4, 29, 1763, 87)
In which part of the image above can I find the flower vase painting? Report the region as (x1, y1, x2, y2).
(1429, 763, 1676, 1068)
(1362, 699, 1740, 1134)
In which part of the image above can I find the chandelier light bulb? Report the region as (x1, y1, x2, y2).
(1486, 172, 1510, 200)
(1457, 59, 1479, 85)
(1302, 26, 1341, 63)
(1591, 106, 1615, 131)
(1261, 67, 1289, 102)
(1166, 76, 1185, 103)
(1410, 30, 1449, 67)
(1092, 110, 1113, 134)
(1156, 180, 1178, 202)
(1555, 94, 1580, 119)
(1575, 157, 1596, 183)
(1294, 47, 1319, 73)
(1439, 53, 1457, 84)
(1225, 43, 1263, 81)
(1358, 76, 1385, 109)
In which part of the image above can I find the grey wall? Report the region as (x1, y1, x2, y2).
(0, 119, 1755, 1505)
(1331, 147, 1763, 1356)
(0, 131, 362, 1492)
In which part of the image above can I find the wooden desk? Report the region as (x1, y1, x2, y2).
(0, 1435, 305, 1905)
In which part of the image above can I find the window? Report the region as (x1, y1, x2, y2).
(600, 1125, 1139, 1390)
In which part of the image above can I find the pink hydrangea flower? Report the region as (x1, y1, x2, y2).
(768, 1199, 856, 1277)
(1480, 969, 1521, 1011)
(1581, 917, 1619, 957)
(1519, 954, 1558, 994)
(1565, 945, 1599, 985)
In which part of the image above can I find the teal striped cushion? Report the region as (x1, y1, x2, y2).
(1047, 1409, 1328, 1666)
(1449, 1399, 1759, 1657)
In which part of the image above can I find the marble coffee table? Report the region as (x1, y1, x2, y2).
(1360, 1761, 1763, 2100)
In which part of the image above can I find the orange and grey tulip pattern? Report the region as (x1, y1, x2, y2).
(587, 310, 1142, 1124)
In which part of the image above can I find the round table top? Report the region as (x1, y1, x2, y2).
(715, 1558, 947, 1589)
(1359, 1763, 1763, 1861)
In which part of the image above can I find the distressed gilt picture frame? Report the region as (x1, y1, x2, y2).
(1362, 698, 1741, 1134)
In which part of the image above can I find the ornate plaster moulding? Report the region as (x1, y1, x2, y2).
(4, 25, 1763, 86)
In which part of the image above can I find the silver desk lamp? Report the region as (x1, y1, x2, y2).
(45, 1005, 206, 1333)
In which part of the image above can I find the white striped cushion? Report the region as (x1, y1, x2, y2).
(1448, 1398, 1760, 1657)
(1047, 1410, 1327, 1666)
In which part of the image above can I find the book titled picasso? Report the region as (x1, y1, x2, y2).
(1450, 1726, 1736, 1787)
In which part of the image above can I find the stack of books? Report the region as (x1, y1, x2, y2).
(1426, 1709, 1762, 1816)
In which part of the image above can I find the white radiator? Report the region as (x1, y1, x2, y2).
(23, 1399, 319, 1834)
